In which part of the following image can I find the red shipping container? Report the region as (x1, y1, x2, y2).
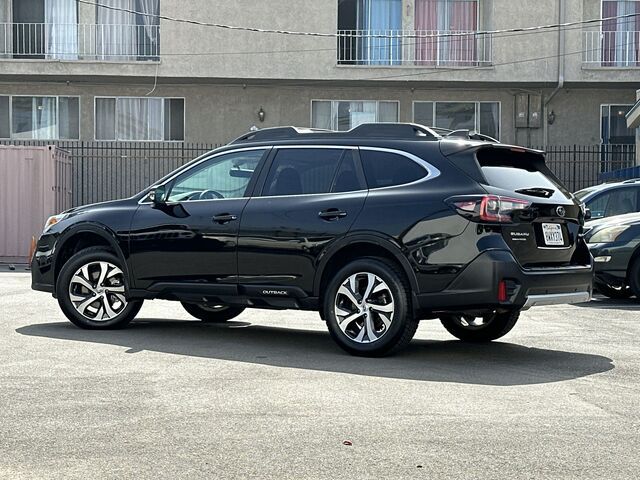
(0, 146, 71, 263)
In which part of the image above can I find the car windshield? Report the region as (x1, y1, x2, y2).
(574, 189, 594, 200)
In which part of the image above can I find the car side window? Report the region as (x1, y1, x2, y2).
(587, 188, 639, 219)
(605, 188, 637, 217)
(262, 148, 346, 196)
(360, 149, 427, 189)
(167, 149, 265, 202)
(331, 151, 366, 193)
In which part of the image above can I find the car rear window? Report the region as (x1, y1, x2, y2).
(476, 148, 570, 199)
(481, 166, 558, 191)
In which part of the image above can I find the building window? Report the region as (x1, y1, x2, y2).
(337, 0, 485, 66)
(413, 101, 500, 139)
(337, 0, 402, 65)
(311, 100, 399, 131)
(415, 0, 479, 65)
(9, 0, 78, 60)
(601, 1, 640, 67)
(96, 0, 160, 61)
(601, 104, 635, 144)
(0, 95, 79, 140)
(3, 0, 160, 61)
(95, 97, 184, 141)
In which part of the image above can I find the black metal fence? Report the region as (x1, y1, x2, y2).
(537, 144, 637, 192)
(0, 140, 636, 205)
(0, 140, 221, 206)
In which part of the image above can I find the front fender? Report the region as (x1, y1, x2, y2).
(53, 222, 130, 278)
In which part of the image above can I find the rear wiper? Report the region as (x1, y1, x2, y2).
(514, 187, 555, 198)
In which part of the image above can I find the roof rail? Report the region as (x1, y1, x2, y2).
(229, 123, 505, 145)
(622, 178, 640, 184)
(230, 126, 332, 144)
(230, 123, 443, 144)
(349, 123, 441, 139)
(444, 129, 499, 143)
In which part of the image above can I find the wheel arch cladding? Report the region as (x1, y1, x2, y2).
(54, 225, 127, 283)
(315, 239, 418, 299)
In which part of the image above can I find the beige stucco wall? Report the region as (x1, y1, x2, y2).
(0, 0, 636, 147)
(0, 80, 635, 146)
(0, 0, 636, 85)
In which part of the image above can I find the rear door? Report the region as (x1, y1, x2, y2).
(237, 146, 368, 295)
(477, 148, 584, 267)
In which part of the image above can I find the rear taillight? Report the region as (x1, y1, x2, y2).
(448, 195, 531, 224)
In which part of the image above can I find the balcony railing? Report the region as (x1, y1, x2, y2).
(583, 30, 640, 67)
(337, 30, 492, 67)
(0, 23, 160, 61)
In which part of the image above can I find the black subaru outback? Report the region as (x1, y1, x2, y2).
(32, 124, 593, 356)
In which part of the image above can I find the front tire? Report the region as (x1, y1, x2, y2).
(440, 310, 520, 342)
(324, 257, 418, 357)
(181, 302, 245, 323)
(56, 247, 143, 329)
(627, 258, 640, 300)
(595, 281, 633, 299)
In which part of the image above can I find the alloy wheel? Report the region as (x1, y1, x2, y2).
(68, 261, 127, 321)
(334, 272, 395, 344)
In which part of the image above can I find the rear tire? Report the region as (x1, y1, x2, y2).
(595, 281, 633, 299)
(181, 302, 245, 323)
(440, 310, 520, 343)
(323, 257, 418, 357)
(56, 247, 143, 330)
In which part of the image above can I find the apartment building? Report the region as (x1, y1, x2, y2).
(0, 0, 638, 148)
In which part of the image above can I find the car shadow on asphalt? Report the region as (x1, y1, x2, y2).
(576, 297, 640, 310)
(16, 319, 614, 386)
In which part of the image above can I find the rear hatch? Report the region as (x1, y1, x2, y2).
(449, 145, 587, 268)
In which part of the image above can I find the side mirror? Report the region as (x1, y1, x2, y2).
(584, 207, 592, 221)
(149, 185, 167, 206)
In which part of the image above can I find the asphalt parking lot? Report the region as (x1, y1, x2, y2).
(1, 272, 639, 479)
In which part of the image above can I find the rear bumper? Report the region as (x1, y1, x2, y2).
(522, 291, 591, 309)
(415, 249, 593, 313)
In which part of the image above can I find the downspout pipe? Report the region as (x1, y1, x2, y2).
(544, 0, 566, 148)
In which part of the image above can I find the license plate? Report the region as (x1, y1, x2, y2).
(542, 223, 564, 246)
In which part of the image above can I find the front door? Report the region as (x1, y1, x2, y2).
(128, 148, 268, 292)
(237, 146, 368, 295)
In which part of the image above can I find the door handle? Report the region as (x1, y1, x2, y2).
(212, 213, 238, 224)
(318, 208, 347, 221)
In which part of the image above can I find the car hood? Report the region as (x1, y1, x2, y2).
(586, 212, 640, 229)
(63, 198, 135, 216)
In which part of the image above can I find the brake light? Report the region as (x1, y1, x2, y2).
(449, 195, 531, 223)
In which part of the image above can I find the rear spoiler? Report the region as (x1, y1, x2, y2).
(440, 139, 544, 157)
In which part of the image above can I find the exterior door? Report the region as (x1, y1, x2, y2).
(128, 148, 268, 291)
(237, 146, 368, 294)
(12, 0, 45, 58)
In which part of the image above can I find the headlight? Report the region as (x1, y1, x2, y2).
(588, 225, 630, 244)
(43, 213, 67, 232)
